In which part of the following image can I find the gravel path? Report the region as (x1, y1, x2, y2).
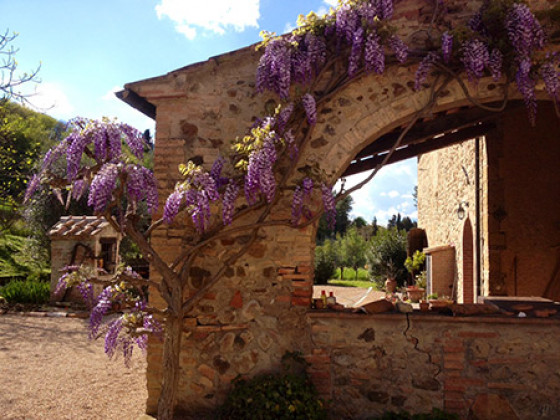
(0, 315, 147, 420)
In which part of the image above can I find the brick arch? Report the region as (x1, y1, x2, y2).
(304, 72, 548, 185)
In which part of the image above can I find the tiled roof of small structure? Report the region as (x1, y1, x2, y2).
(48, 216, 110, 238)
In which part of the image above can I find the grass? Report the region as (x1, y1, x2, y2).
(327, 268, 380, 289)
(328, 279, 378, 288)
(333, 267, 370, 281)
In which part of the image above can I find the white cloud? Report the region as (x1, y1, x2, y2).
(102, 86, 122, 101)
(25, 82, 74, 120)
(155, 0, 261, 39)
(338, 158, 418, 225)
(284, 22, 296, 33)
(323, 0, 338, 6)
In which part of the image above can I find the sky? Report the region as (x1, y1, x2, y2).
(1, 0, 417, 224)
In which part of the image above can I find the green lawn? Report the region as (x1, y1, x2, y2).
(328, 279, 378, 288)
(327, 268, 379, 289)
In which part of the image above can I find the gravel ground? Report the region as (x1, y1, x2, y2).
(0, 314, 147, 420)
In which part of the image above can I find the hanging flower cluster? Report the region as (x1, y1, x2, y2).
(162, 161, 220, 231)
(24, 118, 158, 214)
(162, 105, 303, 231)
(256, 0, 408, 100)
(234, 115, 283, 205)
(54, 265, 161, 365)
(412, 1, 558, 124)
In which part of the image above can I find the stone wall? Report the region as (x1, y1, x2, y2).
(306, 312, 560, 419)
(118, 0, 557, 416)
(418, 103, 560, 300)
(417, 137, 487, 302)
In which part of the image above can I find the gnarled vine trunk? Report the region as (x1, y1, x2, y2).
(157, 299, 184, 419)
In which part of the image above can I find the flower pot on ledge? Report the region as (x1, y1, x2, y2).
(406, 286, 425, 303)
(385, 278, 397, 293)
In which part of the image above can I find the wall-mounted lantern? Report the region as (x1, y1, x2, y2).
(457, 201, 469, 220)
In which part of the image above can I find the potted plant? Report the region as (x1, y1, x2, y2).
(404, 251, 426, 302)
(384, 260, 399, 293)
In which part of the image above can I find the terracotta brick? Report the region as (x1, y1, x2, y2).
(304, 354, 331, 365)
(291, 296, 311, 307)
(229, 290, 243, 309)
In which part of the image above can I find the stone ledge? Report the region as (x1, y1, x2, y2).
(305, 310, 560, 325)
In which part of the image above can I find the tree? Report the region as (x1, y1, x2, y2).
(0, 30, 40, 102)
(25, 1, 559, 419)
(314, 239, 336, 284)
(316, 195, 353, 243)
(351, 216, 367, 229)
(341, 226, 367, 279)
(387, 213, 417, 232)
(366, 227, 408, 287)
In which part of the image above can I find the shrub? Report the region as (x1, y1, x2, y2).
(367, 227, 408, 286)
(314, 240, 336, 285)
(218, 352, 326, 420)
(0, 278, 50, 304)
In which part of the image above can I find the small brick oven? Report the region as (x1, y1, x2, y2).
(49, 216, 121, 302)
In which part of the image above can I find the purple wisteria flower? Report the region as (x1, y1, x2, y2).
(71, 179, 88, 201)
(336, 4, 358, 44)
(291, 186, 304, 225)
(302, 177, 313, 198)
(305, 32, 327, 74)
(119, 123, 145, 160)
(126, 165, 159, 214)
(348, 27, 364, 77)
(321, 183, 336, 230)
(506, 3, 545, 59)
(222, 181, 239, 225)
(284, 130, 298, 160)
(24, 174, 40, 203)
(540, 60, 560, 102)
(276, 103, 294, 134)
(90, 287, 114, 338)
(104, 317, 123, 358)
(302, 93, 317, 126)
(388, 35, 408, 64)
(441, 32, 453, 64)
(88, 163, 119, 213)
(488, 49, 503, 82)
(163, 190, 183, 224)
(256, 38, 292, 99)
(77, 282, 95, 309)
(461, 39, 489, 83)
(365, 32, 384, 74)
(377, 0, 394, 20)
(66, 131, 91, 181)
(415, 52, 439, 90)
(516, 58, 537, 125)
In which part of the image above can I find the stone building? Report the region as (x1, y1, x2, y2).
(49, 215, 121, 302)
(418, 103, 560, 304)
(117, 1, 560, 418)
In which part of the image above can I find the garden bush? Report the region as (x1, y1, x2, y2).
(0, 278, 50, 304)
(218, 353, 326, 420)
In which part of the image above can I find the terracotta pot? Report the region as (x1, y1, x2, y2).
(406, 286, 425, 303)
(385, 278, 397, 293)
(419, 301, 429, 312)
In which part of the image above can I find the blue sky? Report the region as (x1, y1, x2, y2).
(1, 0, 416, 224)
